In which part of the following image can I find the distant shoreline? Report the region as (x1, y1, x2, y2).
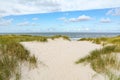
(0, 32, 120, 41)
(0, 32, 120, 34)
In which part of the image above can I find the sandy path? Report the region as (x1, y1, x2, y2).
(21, 39, 105, 80)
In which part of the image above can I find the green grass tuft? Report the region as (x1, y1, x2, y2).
(76, 44, 120, 79)
(0, 35, 48, 80)
(0, 34, 70, 79)
(50, 35, 70, 41)
(78, 36, 120, 46)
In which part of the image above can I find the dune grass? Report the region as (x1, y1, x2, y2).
(77, 36, 120, 80)
(76, 45, 120, 80)
(78, 35, 120, 50)
(0, 35, 47, 80)
(0, 42, 37, 80)
(0, 55, 18, 80)
(79, 35, 120, 46)
(0, 34, 70, 80)
(0, 35, 48, 44)
(49, 35, 70, 41)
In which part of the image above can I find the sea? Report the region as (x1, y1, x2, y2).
(0, 32, 120, 41)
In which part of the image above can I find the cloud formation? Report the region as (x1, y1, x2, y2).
(59, 15, 91, 22)
(0, 18, 13, 26)
(32, 17, 39, 20)
(0, 0, 120, 17)
(69, 15, 91, 22)
(17, 21, 38, 26)
(106, 8, 120, 16)
(100, 18, 111, 23)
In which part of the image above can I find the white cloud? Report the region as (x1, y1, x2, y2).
(0, 0, 120, 17)
(59, 15, 91, 22)
(69, 18, 77, 22)
(0, 18, 13, 26)
(17, 21, 29, 26)
(32, 17, 39, 20)
(17, 21, 38, 26)
(100, 18, 111, 23)
(73, 15, 91, 22)
(106, 8, 120, 16)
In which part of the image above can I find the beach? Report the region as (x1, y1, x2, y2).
(1, 1, 120, 79)
(20, 38, 105, 80)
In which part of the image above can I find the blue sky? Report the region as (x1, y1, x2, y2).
(0, 0, 120, 33)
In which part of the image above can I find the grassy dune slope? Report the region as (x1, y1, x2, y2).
(0, 35, 70, 80)
(78, 35, 120, 45)
(77, 36, 120, 80)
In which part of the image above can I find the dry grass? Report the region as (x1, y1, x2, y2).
(0, 35, 70, 80)
(49, 35, 70, 41)
(0, 35, 46, 80)
(77, 36, 120, 80)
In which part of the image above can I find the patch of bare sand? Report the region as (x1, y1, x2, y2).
(21, 39, 105, 80)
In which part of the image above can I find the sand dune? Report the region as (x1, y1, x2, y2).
(21, 39, 105, 80)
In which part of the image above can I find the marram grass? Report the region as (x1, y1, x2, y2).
(77, 36, 120, 80)
(0, 35, 44, 80)
(49, 35, 70, 41)
(0, 35, 70, 80)
(78, 36, 120, 46)
(0, 42, 37, 80)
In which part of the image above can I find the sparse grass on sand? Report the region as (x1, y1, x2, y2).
(78, 35, 120, 46)
(77, 36, 120, 80)
(49, 35, 70, 41)
(0, 35, 70, 80)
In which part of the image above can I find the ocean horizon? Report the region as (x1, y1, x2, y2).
(0, 32, 120, 40)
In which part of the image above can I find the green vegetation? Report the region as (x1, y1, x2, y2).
(0, 34, 70, 80)
(50, 35, 70, 41)
(0, 35, 39, 80)
(78, 37, 108, 45)
(79, 35, 120, 46)
(0, 35, 48, 44)
(77, 36, 120, 80)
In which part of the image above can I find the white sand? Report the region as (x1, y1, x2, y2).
(21, 38, 106, 80)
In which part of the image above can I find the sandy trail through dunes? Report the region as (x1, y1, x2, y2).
(21, 39, 105, 80)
